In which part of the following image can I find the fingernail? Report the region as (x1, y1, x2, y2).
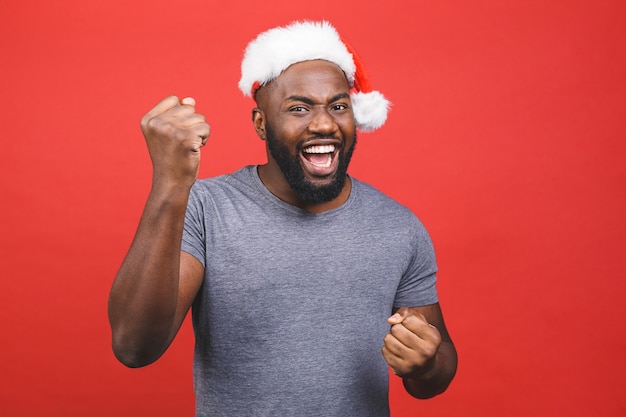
(389, 313, 402, 322)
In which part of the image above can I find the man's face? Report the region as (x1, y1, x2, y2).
(255, 60, 358, 205)
(265, 121, 356, 205)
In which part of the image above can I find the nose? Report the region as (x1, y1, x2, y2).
(307, 108, 338, 135)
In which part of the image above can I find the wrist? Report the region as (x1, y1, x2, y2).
(147, 178, 193, 212)
(401, 341, 457, 399)
(150, 173, 194, 197)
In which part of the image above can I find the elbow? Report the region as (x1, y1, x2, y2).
(111, 331, 163, 368)
(407, 381, 452, 400)
(113, 348, 155, 368)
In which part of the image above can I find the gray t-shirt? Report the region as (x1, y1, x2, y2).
(182, 166, 438, 417)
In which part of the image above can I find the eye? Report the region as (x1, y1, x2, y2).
(288, 105, 308, 112)
(331, 103, 349, 111)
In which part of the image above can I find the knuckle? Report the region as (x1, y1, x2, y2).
(390, 323, 405, 337)
(140, 114, 155, 132)
(421, 340, 440, 358)
(146, 115, 165, 133)
(432, 331, 442, 345)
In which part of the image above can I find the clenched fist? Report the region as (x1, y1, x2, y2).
(382, 307, 442, 378)
(140, 96, 210, 190)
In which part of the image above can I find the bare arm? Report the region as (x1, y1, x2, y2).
(108, 96, 210, 367)
(383, 303, 458, 399)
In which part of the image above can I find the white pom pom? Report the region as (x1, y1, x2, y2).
(351, 91, 390, 132)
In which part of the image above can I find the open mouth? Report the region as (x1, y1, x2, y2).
(302, 144, 335, 168)
(300, 143, 340, 177)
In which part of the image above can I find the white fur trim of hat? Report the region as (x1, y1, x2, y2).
(238, 20, 390, 132)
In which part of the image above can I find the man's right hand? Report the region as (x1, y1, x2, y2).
(140, 96, 210, 190)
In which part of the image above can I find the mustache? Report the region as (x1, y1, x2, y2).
(297, 135, 344, 150)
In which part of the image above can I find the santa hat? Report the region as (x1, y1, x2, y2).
(238, 20, 390, 132)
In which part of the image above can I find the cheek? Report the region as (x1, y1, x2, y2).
(266, 125, 301, 157)
(339, 122, 357, 142)
(272, 121, 307, 145)
(337, 112, 356, 131)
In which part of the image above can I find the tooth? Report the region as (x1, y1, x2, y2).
(304, 145, 335, 153)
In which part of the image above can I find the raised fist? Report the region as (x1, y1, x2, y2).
(140, 96, 210, 189)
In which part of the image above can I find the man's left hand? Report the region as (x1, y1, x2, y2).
(382, 307, 442, 378)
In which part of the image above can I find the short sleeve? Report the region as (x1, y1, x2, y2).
(181, 184, 207, 268)
(393, 218, 439, 307)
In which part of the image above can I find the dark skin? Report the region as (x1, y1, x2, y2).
(108, 96, 207, 367)
(252, 60, 355, 213)
(108, 60, 457, 399)
(387, 305, 458, 398)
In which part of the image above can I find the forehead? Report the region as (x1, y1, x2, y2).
(258, 60, 351, 104)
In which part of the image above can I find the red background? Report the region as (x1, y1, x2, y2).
(1, 0, 625, 415)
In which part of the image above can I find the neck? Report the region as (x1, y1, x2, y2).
(257, 164, 352, 213)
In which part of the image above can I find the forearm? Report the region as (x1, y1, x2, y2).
(402, 339, 457, 399)
(108, 184, 190, 367)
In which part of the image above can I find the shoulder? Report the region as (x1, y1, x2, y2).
(190, 166, 258, 200)
(185, 166, 264, 219)
(192, 165, 254, 191)
(351, 178, 419, 222)
(350, 178, 433, 242)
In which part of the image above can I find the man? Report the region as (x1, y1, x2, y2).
(109, 20, 457, 416)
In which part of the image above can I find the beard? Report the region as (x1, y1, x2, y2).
(265, 123, 356, 205)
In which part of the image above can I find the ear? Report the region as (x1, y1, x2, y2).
(252, 108, 267, 140)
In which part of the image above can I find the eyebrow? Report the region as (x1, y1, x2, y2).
(285, 93, 350, 105)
